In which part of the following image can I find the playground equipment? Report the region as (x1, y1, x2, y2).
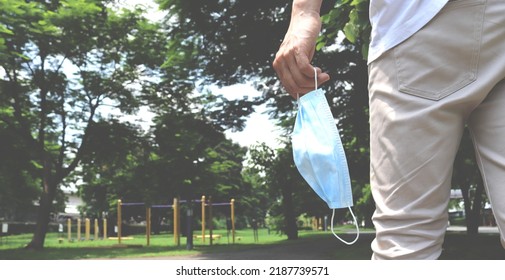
(200, 196, 236, 245)
(116, 200, 151, 245)
(65, 217, 107, 242)
(151, 199, 178, 245)
(172, 198, 180, 246)
(115, 196, 236, 246)
(61, 196, 235, 246)
(116, 199, 178, 246)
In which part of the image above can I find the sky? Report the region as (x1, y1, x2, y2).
(213, 84, 282, 149)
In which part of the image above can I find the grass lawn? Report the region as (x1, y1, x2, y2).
(0, 228, 310, 260)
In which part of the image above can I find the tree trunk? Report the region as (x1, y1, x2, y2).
(25, 176, 57, 250)
(152, 210, 161, 235)
(467, 179, 484, 236)
(363, 201, 375, 229)
(281, 184, 298, 240)
(461, 177, 484, 237)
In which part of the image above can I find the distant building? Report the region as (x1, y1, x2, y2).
(450, 189, 463, 199)
(55, 190, 84, 222)
(449, 189, 465, 224)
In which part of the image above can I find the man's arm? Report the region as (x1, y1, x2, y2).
(272, 0, 329, 98)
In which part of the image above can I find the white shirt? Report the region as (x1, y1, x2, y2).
(368, 0, 448, 63)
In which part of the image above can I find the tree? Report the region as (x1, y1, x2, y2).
(77, 119, 150, 221)
(70, 1, 265, 232)
(246, 143, 296, 239)
(246, 142, 328, 239)
(77, 106, 251, 231)
(0, 120, 40, 221)
(240, 167, 272, 228)
(0, 0, 165, 249)
(135, 110, 247, 203)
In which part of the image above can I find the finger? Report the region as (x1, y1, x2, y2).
(281, 72, 303, 99)
(274, 47, 312, 96)
(286, 62, 314, 94)
(273, 47, 330, 97)
(314, 67, 331, 86)
(283, 48, 315, 92)
(273, 57, 299, 98)
(293, 50, 332, 91)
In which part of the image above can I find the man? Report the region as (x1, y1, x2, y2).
(273, 0, 505, 259)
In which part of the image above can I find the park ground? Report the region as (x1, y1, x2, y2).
(131, 226, 505, 260)
(0, 226, 504, 260)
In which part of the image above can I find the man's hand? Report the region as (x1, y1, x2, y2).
(272, 0, 330, 98)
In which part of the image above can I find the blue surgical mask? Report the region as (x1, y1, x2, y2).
(291, 69, 359, 245)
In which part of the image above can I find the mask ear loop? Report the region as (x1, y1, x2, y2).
(330, 207, 360, 245)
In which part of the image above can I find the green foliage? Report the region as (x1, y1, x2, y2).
(246, 142, 328, 238)
(319, 0, 371, 59)
(76, 107, 250, 223)
(152, 111, 247, 202)
(77, 119, 149, 218)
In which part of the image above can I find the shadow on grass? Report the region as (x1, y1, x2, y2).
(326, 231, 505, 260)
(439, 232, 505, 260)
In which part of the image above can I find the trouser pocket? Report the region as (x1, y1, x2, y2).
(394, 0, 486, 101)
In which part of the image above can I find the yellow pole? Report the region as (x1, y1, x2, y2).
(146, 207, 151, 246)
(209, 196, 213, 246)
(77, 218, 81, 242)
(201, 195, 206, 244)
(231, 199, 235, 244)
(173, 197, 180, 246)
(117, 199, 122, 244)
(173, 198, 177, 245)
(103, 218, 107, 239)
(94, 219, 98, 240)
(85, 218, 90, 241)
(67, 218, 71, 241)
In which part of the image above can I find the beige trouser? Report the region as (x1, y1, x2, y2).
(368, 0, 505, 259)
